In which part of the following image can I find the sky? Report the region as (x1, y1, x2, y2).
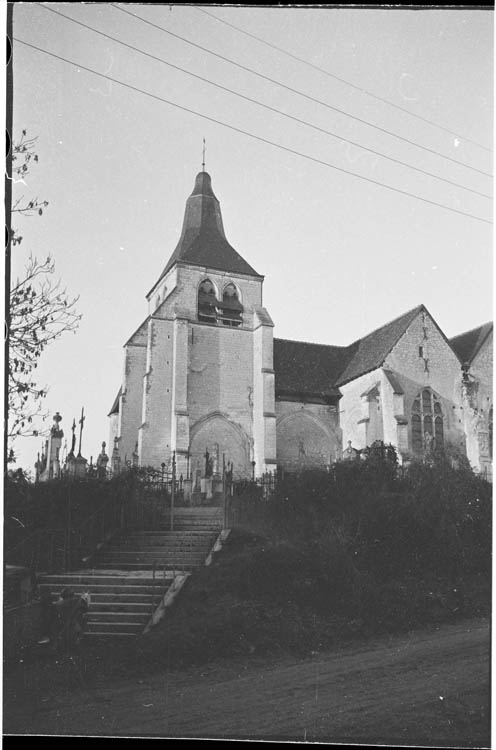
(9, 3, 493, 472)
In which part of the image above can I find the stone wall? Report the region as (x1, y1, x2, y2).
(339, 310, 466, 456)
(138, 317, 175, 468)
(188, 322, 254, 477)
(118, 321, 148, 465)
(462, 331, 493, 475)
(384, 310, 466, 455)
(339, 369, 386, 451)
(131, 262, 268, 475)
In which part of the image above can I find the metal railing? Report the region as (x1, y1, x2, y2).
(5, 527, 71, 574)
(223, 471, 278, 529)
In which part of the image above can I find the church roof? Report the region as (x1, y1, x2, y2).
(274, 305, 430, 399)
(153, 172, 262, 290)
(335, 305, 426, 386)
(449, 322, 493, 366)
(273, 338, 349, 400)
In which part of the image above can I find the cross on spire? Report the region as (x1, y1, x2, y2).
(202, 137, 206, 172)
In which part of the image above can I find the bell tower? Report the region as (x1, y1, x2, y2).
(113, 171, 277, 479)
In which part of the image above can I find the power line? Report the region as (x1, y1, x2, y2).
(111, 3, 492, 180)
(38, 3, 491, 200)
(196, 5, 492, 154)
(14, 37, 492, 227)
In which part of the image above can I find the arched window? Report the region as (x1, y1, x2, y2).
(411, 388, 444, 454)
(197, 279, 218, 324)
(219, 283, 243, 327)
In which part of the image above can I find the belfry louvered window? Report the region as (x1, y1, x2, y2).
(197, 279, 243, 326)
(411, 389, 444, 454)
(219, 283, 243, 327)
(197, 279, 217, 324)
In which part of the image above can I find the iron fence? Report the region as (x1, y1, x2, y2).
(223, 471, 278, 529)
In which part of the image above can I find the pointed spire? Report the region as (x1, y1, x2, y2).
(151, 170, 262, 290)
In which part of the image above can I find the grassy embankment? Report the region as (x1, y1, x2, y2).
(140, 452, 491, 669)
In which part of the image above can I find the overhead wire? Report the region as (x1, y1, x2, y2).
(111, 3, 492, 179)
(14, 37, 492, 226)
(196, 5, 492, 153)
(35, 3, 492, 201)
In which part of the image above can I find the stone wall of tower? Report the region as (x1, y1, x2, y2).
(187, 322, 254, 478)
(136, 263, 270, 478)
(118, 322, 148, 465)
(252, 309, 277, 474)
(138, 316, 175, 468)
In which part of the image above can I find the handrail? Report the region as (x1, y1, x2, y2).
(5, 526, 64, 556)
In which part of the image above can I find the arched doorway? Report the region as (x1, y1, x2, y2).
(189, 413, 251, 481)
(276, 411, 337, 473)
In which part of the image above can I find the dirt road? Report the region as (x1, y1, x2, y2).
(4, 618, 490, 745)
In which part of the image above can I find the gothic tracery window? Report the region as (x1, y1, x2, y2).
(411, 389, 444, 454)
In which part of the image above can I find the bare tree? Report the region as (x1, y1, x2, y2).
(8, 132, 81, 447)
(11, 130, 49, 246)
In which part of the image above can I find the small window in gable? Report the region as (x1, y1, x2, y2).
(197, 279, 217, 324)
(219, 283, 243, 327)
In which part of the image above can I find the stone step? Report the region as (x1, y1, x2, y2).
(85, 611, 150, 624)
(163, 508, 222, 514)
(87, 601, 157, 613)
(101, 549, 208, 558)
(101, 550, 209, 559)
(39, 582, 167, 597)
(86, 592, 159, 604)
(104, 542, 213, 552)
(155, 530, 220, 536)
(115, 534, 218, 551)
(120, 531, 218, 540)
(100, 553, 206, 563)
(39, 572, 164, 586)
(86, 620, 144, 634)
(84, 632, 138, 639)
(157, 513, 224, 531)
(96, 562, 199, 571)
(160, 516, 221, 522)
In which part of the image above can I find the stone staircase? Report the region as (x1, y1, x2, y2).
(38, 507, 223, 639)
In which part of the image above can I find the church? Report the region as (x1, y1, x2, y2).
(108, 171, 492, 481)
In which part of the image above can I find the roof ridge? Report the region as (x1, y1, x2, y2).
(449, 321, 493, 343)
(274, 336, 350, 349)
(348, 304, 424, 347)
(335, 304, 428, 387)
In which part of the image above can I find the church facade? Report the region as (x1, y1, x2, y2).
(109, 171, 492, 480)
